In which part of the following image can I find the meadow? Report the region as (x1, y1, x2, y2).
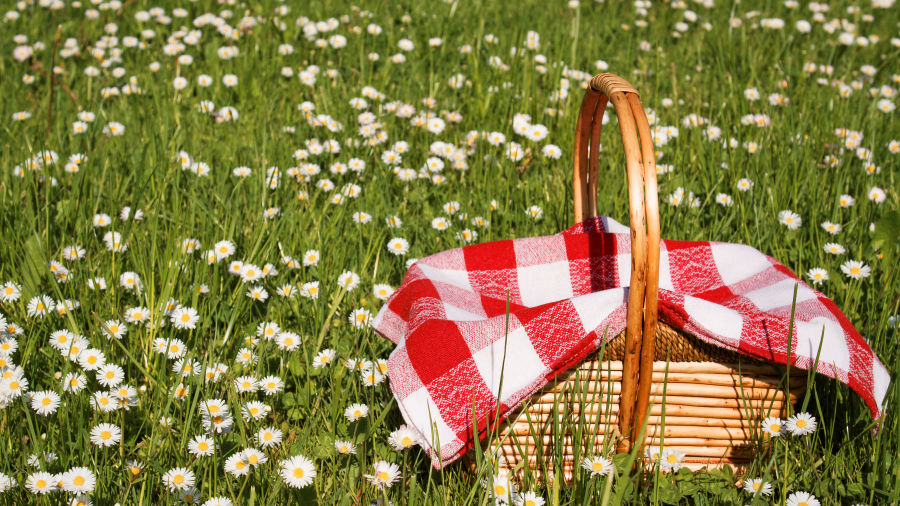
(0, 0, 898, 504)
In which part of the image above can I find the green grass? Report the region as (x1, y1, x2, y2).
(0, 0, 898, 503)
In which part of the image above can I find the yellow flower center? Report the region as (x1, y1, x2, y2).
(74, 476, 85, 486)
(36, 479, 47, 488)
(797, 419, 807, 428)
(198, 442, 208, 451)
(41, 397, 51, 406)
(173, 474, 184, 485)
(293, 467, 304, 478)
(494, 485, 506, 496)
(770, 424, 781, 432)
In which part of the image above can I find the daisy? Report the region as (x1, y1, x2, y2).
(124, 306, 149, 323)
(334, 439, 357, 455)
(0, 472, 16, 492)
(62, 373, 87, 393)
(78, 348, 106, 371)
(303, 249, 320, 266)
(26, 295, 54, 318)
(257, 426, 284, 448)
(60, 467, 95, 494)
(0, 375, 26, 401)
(841, 260, 871, 280)
(279, 455, 316, 489)
(517, 492, 545, 506)
(839, 194, 855, 207)
(200, 399, 230, 418)
(868, 186, 887, 203)
(187, 435, 216, 457)
(29, 390, 61, 416)
(276, 332, 300, 351)
(660, 449, 685, 472)
(373, 284, 394, 300)
(246, 284, 269, 302)
(313, 349, 336, 368)
(259, 375, 284, 395)
(235, 348, 256, 366)
(0, 282, 21, 302)
(431, 217, 451, 230)
(388, 425, 419, 450)
(224, 453, 250, 476)
(736, 178, 754, 191)
(365, 461, 401, 490)
(344, 403, 369, 421)
(102, 319, 126, 339)
(786, 412, 817, 436)
(820, 221, 842, 234)
(233, 376, 259, 394)
(762, 416, 784, 437)
(824, 243, 845, 255)
(96, 364, 125, 387)
(240, 263, 263, 283)
(778, 210, 802, 229)
(214, 240, 236, 260)
(349, 308, 373, 328)
(242, 448, 268, 467)
(241, 401, 271, 421)
(581, 456, 613, 477)
(526, 205, 543, 219)
(786, 491, 820, 506)
(337, 271, 360, 291)
(489, 473, 514, 501)
(743, 477, 773, 496)
(162, 468, 195, 492)
(90, 423, 122, 447)
(203, 497, 233, 506)
(806, 268, 828, 285)
(25, 472, 56, 494)
(387, 238, 410, 255)
(90, 392, 116, 412)
(257, 321, 280, 340)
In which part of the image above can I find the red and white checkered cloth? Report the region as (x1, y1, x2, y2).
(373, 216, 890, 469)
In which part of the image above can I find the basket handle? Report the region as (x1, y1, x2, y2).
(572, 73, 660, 454)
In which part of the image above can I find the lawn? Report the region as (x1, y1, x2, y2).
(0, 0, 898, 504)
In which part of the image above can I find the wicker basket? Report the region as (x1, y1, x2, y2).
(480, 73, 805, 478)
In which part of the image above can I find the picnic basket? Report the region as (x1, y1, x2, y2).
(484, 73, 806, 477)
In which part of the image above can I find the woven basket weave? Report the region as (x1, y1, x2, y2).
(480, 73, 805, 478)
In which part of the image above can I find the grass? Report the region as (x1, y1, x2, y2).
(0, 0, 898, 503)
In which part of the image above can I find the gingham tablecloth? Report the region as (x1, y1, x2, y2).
(372, 216, 890, 468)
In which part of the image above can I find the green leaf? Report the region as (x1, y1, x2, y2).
(871, 210, 900, 263)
